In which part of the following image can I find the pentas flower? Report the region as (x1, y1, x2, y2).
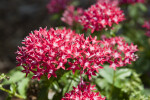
(142, 20, 150, 37)
(143, 20, 150, 30)
(98, 37, 138, 70)
(97, 0, 119, 6)
(16, 27, 138, 80)
(119, 0, 145, 4)
(145, 31, 150, 37)
(61, 5, 83, 26)
(97, 0, 145, 5)
(62, 81, 106, 100)
(78, 2, 125, 33)
(16, 27, 79, 80)
(46, 0, 71, 14)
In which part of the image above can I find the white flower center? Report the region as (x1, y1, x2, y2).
(59, 62, 63, 66)
(85, 62, 89, 66)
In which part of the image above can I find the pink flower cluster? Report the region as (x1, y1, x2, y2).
(120, 0, 145, 4)
(46, 0, 71, 14)
(97, 0, 119, 6)
(97, 0, 145, 5)
(142, 20, 150, 37)
(61, 5, 83, 26)
(16, 28, 138, 80)
(79, 2, 125, 33)
(62, 81, 106, 100)
(119, 0, 145, 4)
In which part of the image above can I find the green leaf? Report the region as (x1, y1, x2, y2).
(143, 89, 150, 96)
(17, 78, 30, 98)
(138, 3, 147, 12)
(62, 79, 77, 96)
(99, 65, 114, 84)
(3, 71, 25, 85)
(115, 69, 132, 80)
(52, 81, 60, 92)
(110, 24, 122, 35)
(0, 73, 6, 80)
(51, 14, 61, 20)
(10, 83, 17, 94)
(95, 78, 109, 89)
(129, 91, 149, 100)
(71, 0, 80, 6)
(128, 4, 138, 18)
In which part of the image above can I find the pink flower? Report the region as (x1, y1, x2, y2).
(16, 27, 138, 80)
(97, 0, 119, 6)
(46, 0, 71, 14)
(145, 31, 150, 37)
(101, 37, 138, 70)
(78, 2, 125, 33)
(61, 5, 83, 26)
(16, 27, 79, 80)
(142, 20, 150, 37)
(67, 62, 80, 74)
(119, 0, 145, 4)
(143, 20, 150, 30)
(62, 81, 106, 100)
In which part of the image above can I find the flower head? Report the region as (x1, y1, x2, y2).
(79, 2, 125, 33)
(16, 27, 79, 80)
(142, 20, 150, 37)
(143, 20, 150, 30)
(61, 5, 84, 26)
(145, 31, 150, 37)
(62, 82, 106, 100)
(47, 0, 71, 14)
(16, 27, 138, 80)
(119, 0, 145, 4)
(97, 0, 119, 6)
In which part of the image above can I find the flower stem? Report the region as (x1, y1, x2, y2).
(109, 70, 116, 100)
(0, 86, 24, 99)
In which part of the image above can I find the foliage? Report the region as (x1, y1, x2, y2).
(0, 68, 29, 99)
